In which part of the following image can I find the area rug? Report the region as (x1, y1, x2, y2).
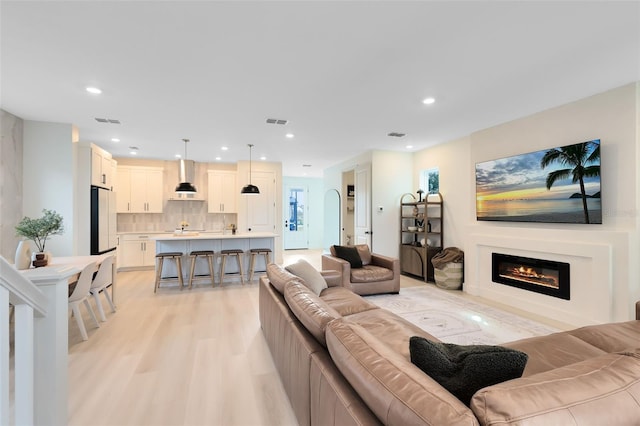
(365, 285, 559, 345)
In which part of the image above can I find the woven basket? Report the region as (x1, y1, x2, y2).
(434, 262, 463, 290)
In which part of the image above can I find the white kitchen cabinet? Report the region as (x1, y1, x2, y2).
(115, 167, 131, 213)
(116, 166, 164, 213)
(207, 170, 237, 213)
(91, 146, 116, 189)
(119, 234, 156, 268)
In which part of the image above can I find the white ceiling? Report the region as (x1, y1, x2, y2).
(2, 1, 639, 178)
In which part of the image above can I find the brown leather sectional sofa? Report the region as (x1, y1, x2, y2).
(259, 263, 640, 425)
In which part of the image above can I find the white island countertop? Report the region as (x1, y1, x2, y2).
(151, 232, 279, 241)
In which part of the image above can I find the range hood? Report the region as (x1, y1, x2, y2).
(175, 158, 197, 194)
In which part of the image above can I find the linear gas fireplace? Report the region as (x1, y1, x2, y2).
(492, 253, 570, 300)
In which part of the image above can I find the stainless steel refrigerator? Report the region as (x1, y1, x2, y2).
(91, 185, 117, 255)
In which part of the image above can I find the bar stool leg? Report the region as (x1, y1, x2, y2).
(219, 254, 227, 285)
(207, 254, 215, 287)
(154, 257, 165, 293)
(188, 255, 197, 290)
(249, 253, 256, 282)
(236, 254, 245, 285)
(176, 256, 184, 290)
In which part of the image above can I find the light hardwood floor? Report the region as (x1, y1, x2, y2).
(66, 249, 566, 425)
(67, 253, 317, 426)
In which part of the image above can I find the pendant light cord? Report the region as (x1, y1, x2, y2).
(248, 144, 253, 184)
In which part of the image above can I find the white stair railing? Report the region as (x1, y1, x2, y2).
(1, 255, 79, 426)
(1, 255, 47, 426)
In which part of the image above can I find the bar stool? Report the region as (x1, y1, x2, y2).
(154, 252, 185, 292)
(248, 248, 272, 282)
(188, 250, 215, 289)
(219, 249, 245, 285)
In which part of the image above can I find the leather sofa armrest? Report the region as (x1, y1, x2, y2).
(320, 270, 342, 287)
(321, 255, 352, 290)
(371, 253, 399, 274)
(636, 301, 640, 320)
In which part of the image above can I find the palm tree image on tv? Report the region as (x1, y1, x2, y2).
(540, 141, 600, 224)
(475, 139, 601, 224)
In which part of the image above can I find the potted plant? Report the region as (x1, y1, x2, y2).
(15, 209, 64, 267)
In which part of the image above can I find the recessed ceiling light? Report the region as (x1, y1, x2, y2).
(285, 133, 295, 139)
(86, 87, 102, 95)
(130, 151, 137, 155)
(221, 146, 228, 151)
(175, 154, 181, 158)
(422, 97, 435, 105)
(111, 138, 120, 142)
(260, 156, 267, 160)
(215, 156, 221, 161)
(406, 145, 414, 149)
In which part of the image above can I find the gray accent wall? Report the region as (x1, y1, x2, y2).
(0, 109, 24, 260)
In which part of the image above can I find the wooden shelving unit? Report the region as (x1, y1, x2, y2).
(399, 192, 443, 282)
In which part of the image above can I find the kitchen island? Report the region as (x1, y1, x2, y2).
(152, 232, 278, 284)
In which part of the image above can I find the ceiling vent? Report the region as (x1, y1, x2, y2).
(388, 132, 406, 138)
(95, 118, 121, 124)
(266, 118, 288, 125)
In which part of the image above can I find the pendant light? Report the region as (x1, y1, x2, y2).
(175, 138, 197, 193)
(241, 143, 260, 194)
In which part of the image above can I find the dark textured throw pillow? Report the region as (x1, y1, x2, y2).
(409, 336, 528, 406)
(333, 245, 363, 268)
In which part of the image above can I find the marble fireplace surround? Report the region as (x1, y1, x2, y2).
(466, 231, 614, 328)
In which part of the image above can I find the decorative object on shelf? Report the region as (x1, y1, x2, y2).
(413, 205, 419, 217)
(241, 144, 260, 194)
(14, 240, 32, 270)
(417, 189, 424, 202)
(180, 220, 189, 232)
(175, 138, 197, 194)
(427, 220, 432, 232)
(228, 223, 237, 235)
(15, 209, 64, 268)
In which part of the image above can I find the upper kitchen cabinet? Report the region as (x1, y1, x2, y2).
(116, 166, 164, 213)
(207, 170, 237, 213)
(91, 144, 117, 189)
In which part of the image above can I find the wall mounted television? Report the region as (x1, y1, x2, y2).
(475, 139, 601, 224)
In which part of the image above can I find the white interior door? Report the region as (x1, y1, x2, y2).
(246, 171, 276, 233)
(354, 164, 372, 247)
(283, 185, 309, 250)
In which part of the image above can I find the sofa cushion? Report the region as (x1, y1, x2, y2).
(350, 264, 393, 283)
(284, 280, 341, 347)
(345, 308, 439, 358)
(410, 337, 528, 406)
(567, 320, 640, 353)
(319, 286, 379, 317)
(333, 245, 363, 268)
(285, 259, 328, 295)
(326, 319, 478, 425)
(505, 332, 606, 376)
(471, 349, 640, 425)
(266, 263, 298, 294)
(355, 244, 372, 266)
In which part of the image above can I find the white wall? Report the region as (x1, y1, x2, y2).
(413, 137, 471, 250)
(23, 120, 76, 256)
(371, 150, 413, 257)
(413, 82, 639, 326)
(324, 150, 415, 257)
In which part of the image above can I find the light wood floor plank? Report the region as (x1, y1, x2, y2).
(68, 259, 299, 426)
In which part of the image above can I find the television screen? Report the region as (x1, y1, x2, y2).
(475, 139, 601, 224)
